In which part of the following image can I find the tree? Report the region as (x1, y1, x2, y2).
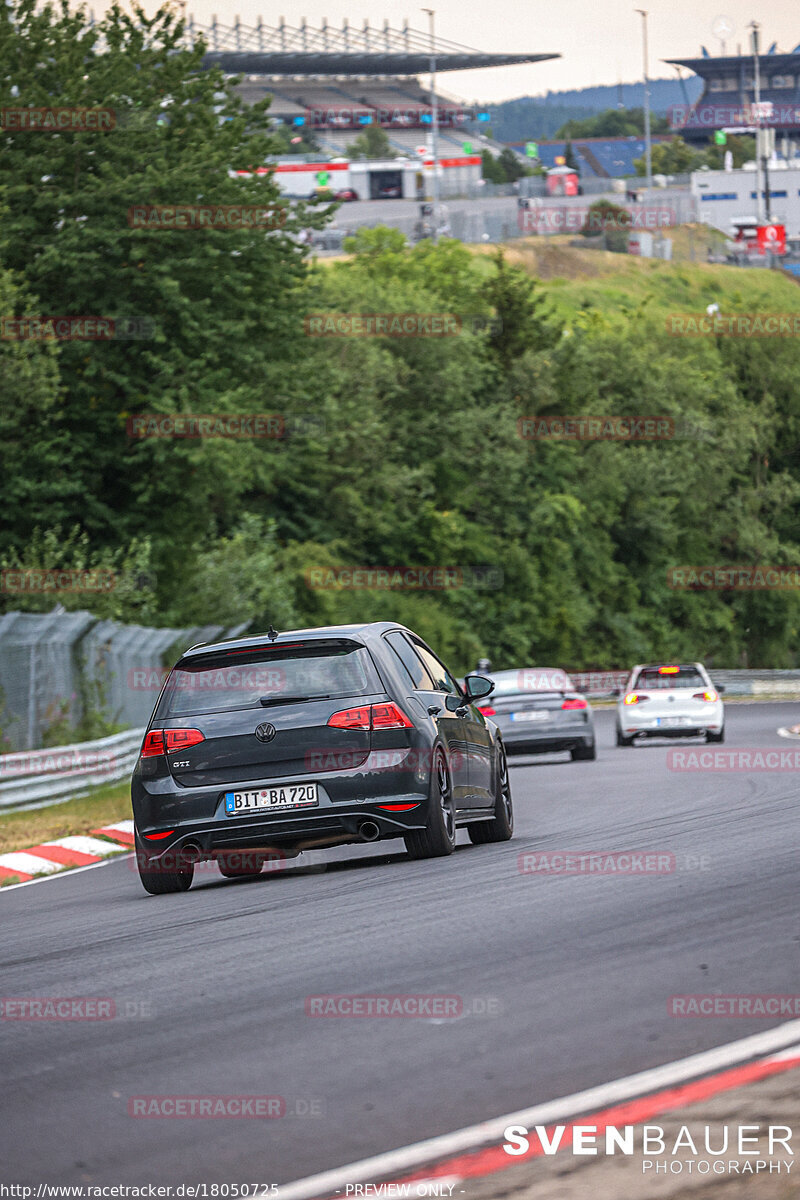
(634, 136, 701, 176)
(0, 0, 321, 591)
(480, 250, 558, 369)
(580, 200, 630, 251)
(345, 123, 395, 159)
(556, 108, 670, 139)
(563, 140, 579, 172)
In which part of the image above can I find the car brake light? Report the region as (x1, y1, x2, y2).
(693, 690, 718, 702)
(328, 703, 413, 730)
(141, 729, 205, 757)
(327, 706, 372, 730)
(658, 665, 680, 674)
(371, 702, 413, 730)
(623, 692, 649, 705)
(141, 730, 165, 757)
(478, 705, 496, 716)
(561, 697, 587, 710)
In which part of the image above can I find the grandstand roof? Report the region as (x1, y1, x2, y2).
(665, 51, 800, 74)
(192, 17, 559, 76)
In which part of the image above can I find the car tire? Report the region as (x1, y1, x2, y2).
(469, 742, 514, 844)
(404, 749, 457, 859)
(616, 727, 634, 747)
(571, 740, 596, 761)
(217, 854, 264, 879)
(707, 727, 725, 743)
(135, 836, 193, 895)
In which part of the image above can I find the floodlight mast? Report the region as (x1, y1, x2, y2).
(422, 7, 441, 242)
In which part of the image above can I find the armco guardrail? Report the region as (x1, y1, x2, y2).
(0, 728, 144, 812)
(573, 669, 800, 698)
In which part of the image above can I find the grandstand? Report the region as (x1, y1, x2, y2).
(665, 45, 800, 145)
(510, 135, 673, 179)
(187, 18, 559, 163)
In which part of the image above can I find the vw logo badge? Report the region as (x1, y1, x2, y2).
(255, 722, 277, 743)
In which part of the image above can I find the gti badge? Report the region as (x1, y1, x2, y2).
(255, 722, 277, 742)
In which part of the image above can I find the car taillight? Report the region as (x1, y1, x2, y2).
(478, 705, 496, 716)
(141, 730, 165, 757)
(141, 729, 205, 757)
(693, 690, 718, 702)
(328, 703, 413, 730)
(327, 706, 372, 730)
(658, 665, 680, 674)
(371, 702, 414, 729)
(623, 692, 649, 705)
(561, 697, 587, 710)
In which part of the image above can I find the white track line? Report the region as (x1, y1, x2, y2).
(274, 1020, 800, 1200)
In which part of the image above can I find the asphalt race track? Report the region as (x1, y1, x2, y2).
(2, 703, 798, 1186)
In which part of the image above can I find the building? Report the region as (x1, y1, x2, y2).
(691, 164, 800, 237)
(665, 47, 800, 147)
(236, 154, 482, 199)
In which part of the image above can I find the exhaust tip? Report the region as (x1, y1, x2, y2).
(181, 842, 204, 863)
(358, 820, 381, 842)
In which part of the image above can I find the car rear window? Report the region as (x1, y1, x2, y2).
(156, 640, 378, 717)
(491, 668, 573, 696)
(634, 666, 706, 690)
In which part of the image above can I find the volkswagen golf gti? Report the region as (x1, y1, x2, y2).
(615, 662, 725, 745)
(132, 622, 513, 893)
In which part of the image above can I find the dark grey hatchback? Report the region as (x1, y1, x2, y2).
(132, 622, 513, 893)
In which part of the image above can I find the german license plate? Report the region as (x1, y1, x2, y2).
(225, 784, 319, 814)
(510, 710, 549, 722)
(658, 717, 689, 728)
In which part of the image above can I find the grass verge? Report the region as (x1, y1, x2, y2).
(0, 779, 131, 859)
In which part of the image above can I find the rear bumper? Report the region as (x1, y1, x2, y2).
(135, 803, 428, 862)
(503, 731, 595, 756)
(132, 750, 432, 858)
(618, 705, 724, 739)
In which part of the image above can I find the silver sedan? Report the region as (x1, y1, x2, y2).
(477, 667, 596, 761)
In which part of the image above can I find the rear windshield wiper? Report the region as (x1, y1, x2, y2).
(259, 694, 332, 707)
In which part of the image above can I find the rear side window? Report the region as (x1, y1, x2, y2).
(385, 631, 435, 690)
(634, 666, 706, 690)
(410, 640, 460, 695)
(156, 640, 378, 717)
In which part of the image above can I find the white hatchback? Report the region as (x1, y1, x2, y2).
(615, 662, 725, 746)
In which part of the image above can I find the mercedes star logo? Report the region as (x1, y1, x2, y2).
(255, 722, 277, 742)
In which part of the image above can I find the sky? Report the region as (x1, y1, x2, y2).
(100, 0, 798, 103)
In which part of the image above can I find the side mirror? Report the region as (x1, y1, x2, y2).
(463, 674, 495, 701)
(716, 684, 725, 694)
